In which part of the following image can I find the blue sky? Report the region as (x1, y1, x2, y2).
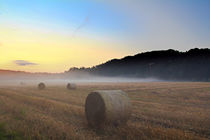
(115, 0, 210, 51)
(166, 0, 210, 37)
(1, 0, 209, 50)
(0, 0, 129, 39)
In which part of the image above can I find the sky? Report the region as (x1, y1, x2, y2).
(0, 0, 210, 72)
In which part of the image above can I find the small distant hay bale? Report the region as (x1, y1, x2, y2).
(20, 82, 25, 86)
(38, 82, 45, 90)
(85, 90, 131, 127)
(66, 83, 76, 90)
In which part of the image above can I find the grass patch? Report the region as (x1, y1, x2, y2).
(0, 123, 23, 140)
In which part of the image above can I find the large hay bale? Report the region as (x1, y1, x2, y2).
(66, 83, 76, 90)
(38, 82, 45, 90)
(85, 90, 131, 127)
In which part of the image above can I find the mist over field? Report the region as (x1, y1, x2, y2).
(0, 73, 161, 86)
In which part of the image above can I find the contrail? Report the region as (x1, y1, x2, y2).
(71, 16, 89, 38)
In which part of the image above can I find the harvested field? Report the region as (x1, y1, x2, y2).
(0, 82, 210, 140)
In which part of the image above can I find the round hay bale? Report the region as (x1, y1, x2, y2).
(38, 82, 45, 90)
(66, 83, 76, 90)
(20, 82, 25, 86)
(85, 90, 131, 127)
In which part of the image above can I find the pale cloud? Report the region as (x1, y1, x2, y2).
(14, 60, 38, 66)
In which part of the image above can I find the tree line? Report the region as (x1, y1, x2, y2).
(66, 48, 210, 81)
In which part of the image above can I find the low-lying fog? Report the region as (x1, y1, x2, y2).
(0, 74, 162, 86)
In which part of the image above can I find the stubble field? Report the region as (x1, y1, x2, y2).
(0, 82, 210, 140)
